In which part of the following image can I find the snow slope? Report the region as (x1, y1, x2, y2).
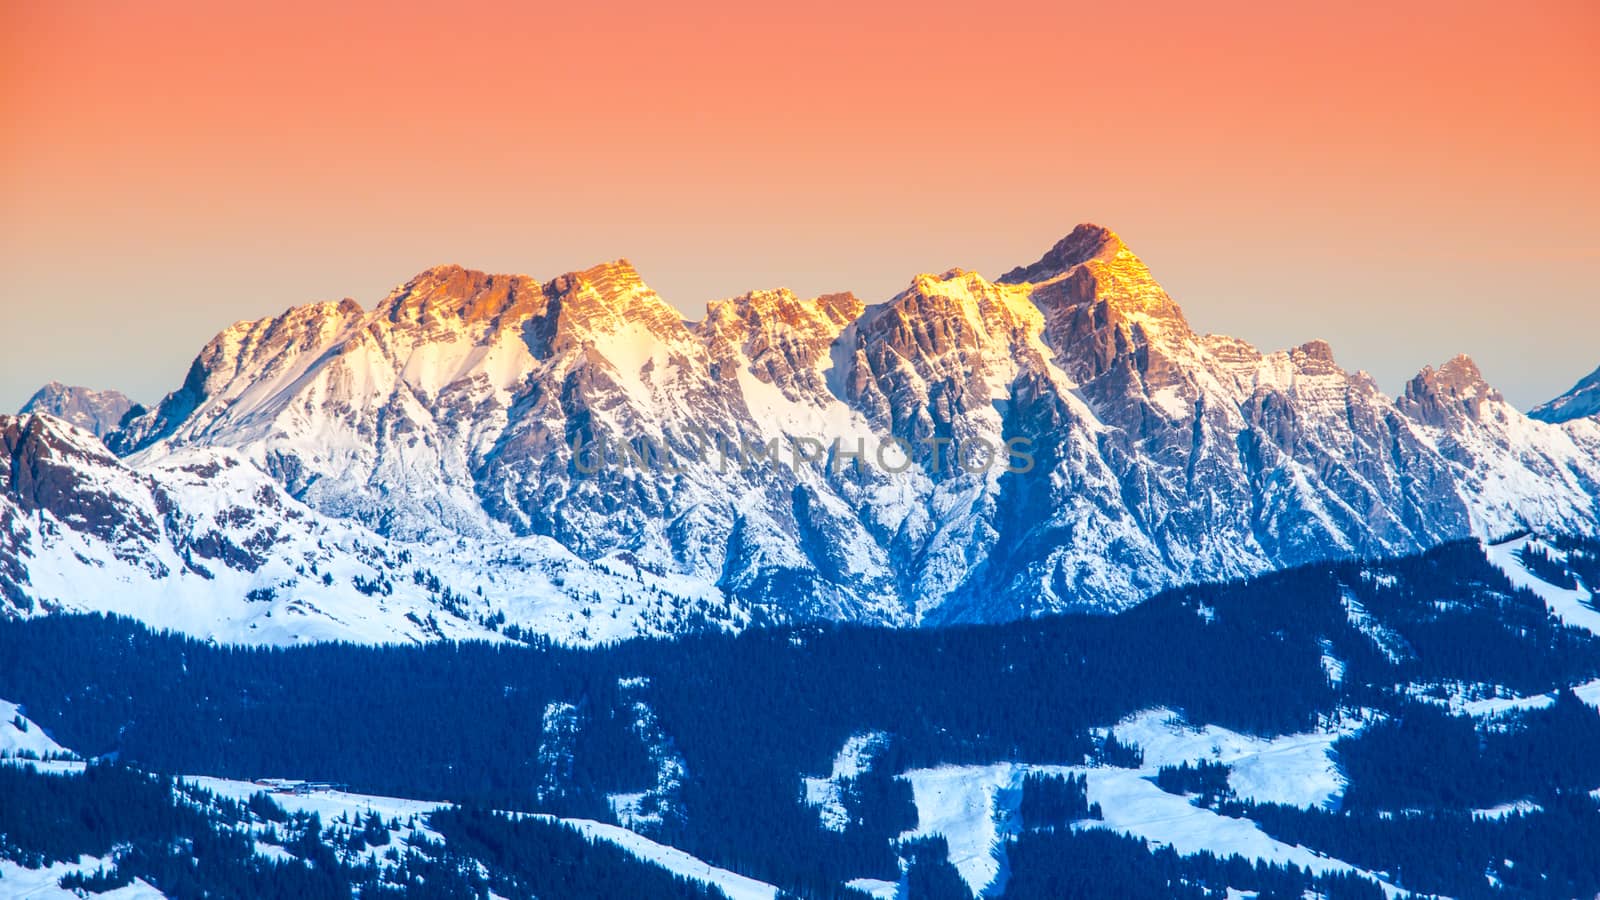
(2, 732, 777, 900)
(1109, 708, 1354, 810)
(1486, 535, 1600, 636)
(0, 700, 65, 758)
(804, 731, 890, 832)
(0, 856, 166, 899)
(898, 758, 1404, 900)
(893, 707, 1396, 898)
(536, 816, 779, 900)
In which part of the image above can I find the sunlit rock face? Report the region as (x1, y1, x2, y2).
(6, 225, 1597, 642)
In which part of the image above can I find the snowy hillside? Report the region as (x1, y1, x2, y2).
(6, 538, 1600, 898)
(1, 414, 749, 645)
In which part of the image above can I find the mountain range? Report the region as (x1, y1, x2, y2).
(6, 224, 1599, 644)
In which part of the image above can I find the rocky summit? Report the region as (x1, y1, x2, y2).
(6, 225, 1600, 644)
(19, 382, 134, 439)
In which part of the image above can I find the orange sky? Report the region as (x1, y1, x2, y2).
(2, 0, 1597, 411)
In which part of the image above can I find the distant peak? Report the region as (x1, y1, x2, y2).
(1014, 224, 1189, 337)
(388, 263, 491, 303)
(3, 411, 119, 461)
(1531, 362, 1600, 423)
(19, 382, 135, 439)
(1289, 340, 1343, 375)
(998, 224, 1126, 284)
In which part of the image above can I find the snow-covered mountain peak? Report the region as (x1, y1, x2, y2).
(1009, 228, 1193, 378)
(0, 413, 166, 573)
(699, 288, 862, 399)
(997, 223, 1125, 284)
(1532, 364, 1600, 424)
(3, 413, 125, 475)
(888, 267, 1042, 334)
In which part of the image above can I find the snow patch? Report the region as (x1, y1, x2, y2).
(804, 731, 890, 832)
(0, 856, 166, 899)
(1472, 800, 1542, 820)
(898, 764, 1023, 897)
(845, 877, 901, 899)
(897, 759, 1402, 899)
(0, 698, 67, 758)
(1340, 590, 1408, 664)
(1110, 708, 1355, 810)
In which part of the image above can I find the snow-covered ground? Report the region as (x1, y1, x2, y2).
(1341, 590, 1409, 664)
(1576, 678, 1600, 710)
(190, 775, 779, 898)
(183, 775, 449, 827)
(535, 816, 779, 900)
(845, 877, 901, 899)
(1079, 767, 1403, 896)
(0, 701, 66, 759)
(1486, 535, 1600, 637)
(0, 771, 779, 900)
(0, 722, 778, 900)
(0, 857, 165, 899)
(804, 731, 890, 832)
(897, 757, 1405, 899)
(894, 709, 1398, 899)
(898, 764, 1026, 895)
(1, 414, 757, 649)
(1109, 708, 1356, 810)
(1472, 799, 1543, 820)
(1404, 680, 1559, 723)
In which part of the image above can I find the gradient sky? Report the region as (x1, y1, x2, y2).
(2, 0, 1596, 413)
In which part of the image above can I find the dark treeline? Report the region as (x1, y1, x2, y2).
(1154, 760, 1232, 807)
(1017, 772, 1093, 829)
(0, 762, 731, 900)
(1335, 690, 1600, 812)
(1228, 789, 1600, 900)
(0, 563, 1341, 890)
(1548, 534, 1600, 598)
(2, 540, 1599, 896)
(1004, 827, 1389, 900)
(1519, 543, 1579, 590)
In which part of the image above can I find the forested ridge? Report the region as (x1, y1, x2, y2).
(5, 539, 1600, 897)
